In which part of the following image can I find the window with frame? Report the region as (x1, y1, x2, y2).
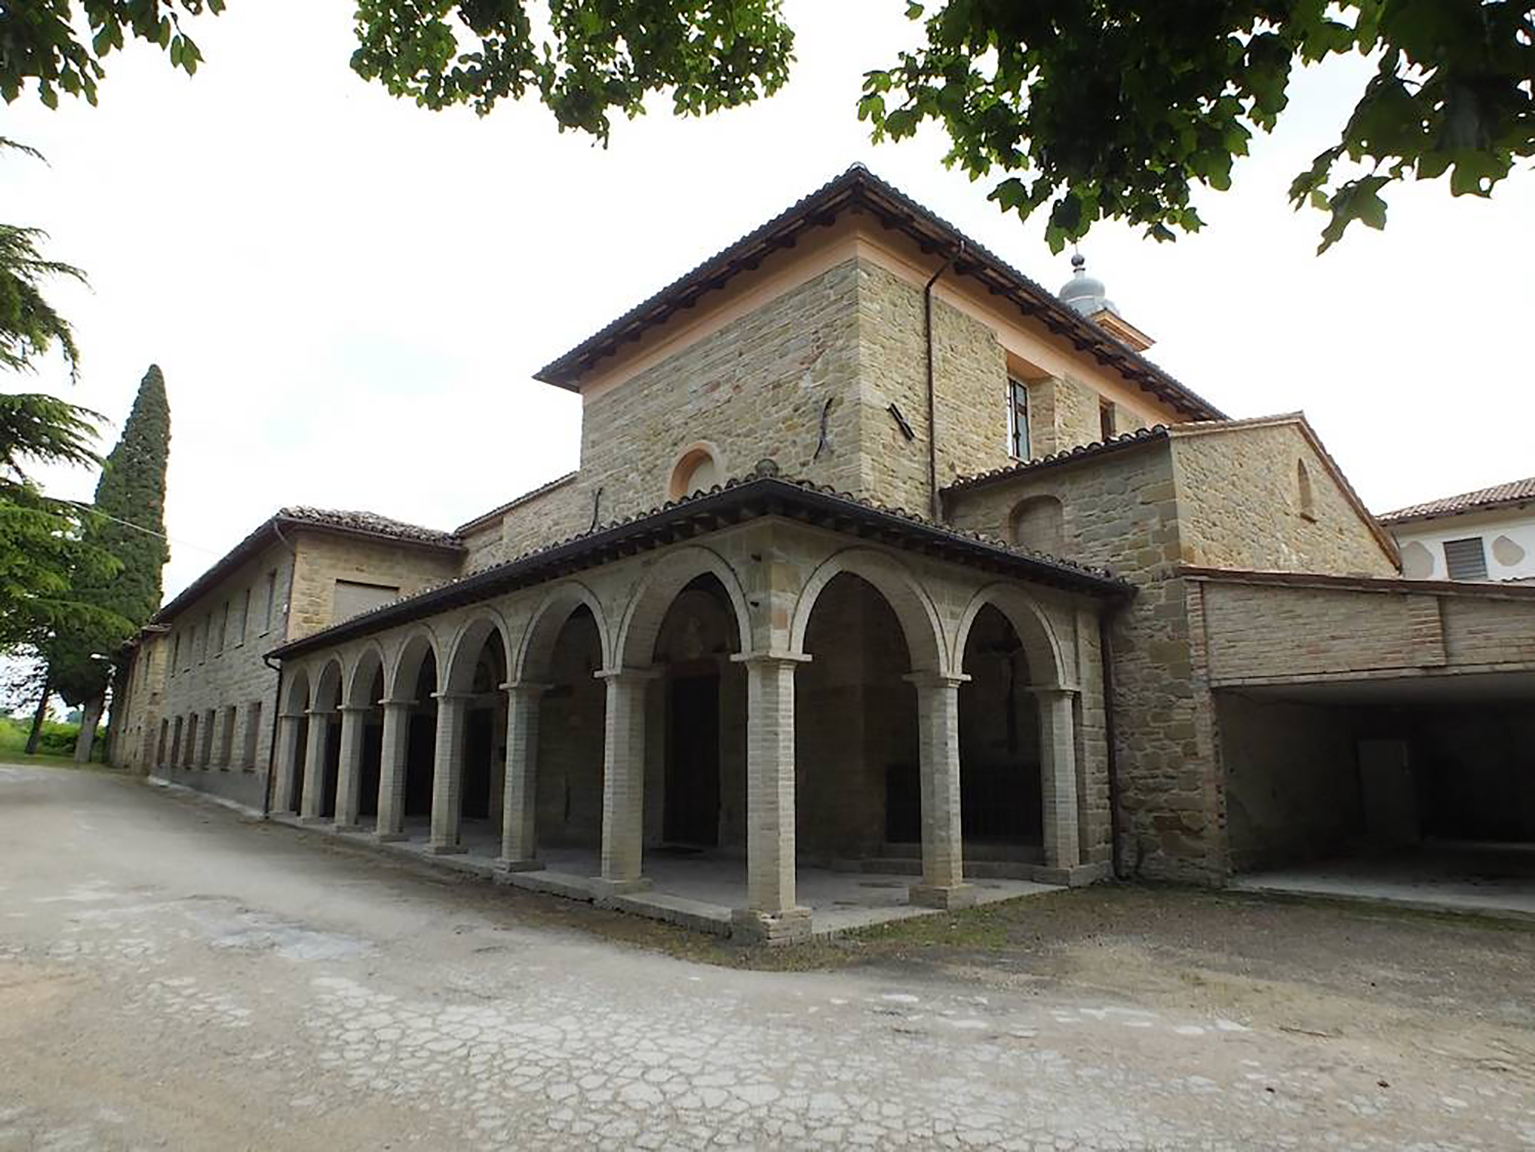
(1443, 537, 1488, 581)
(234, 588, 249, 646)
(1006, 378, 1030, 459)
(1099, 400, 1117, 442)
(263, 570, 278, 634)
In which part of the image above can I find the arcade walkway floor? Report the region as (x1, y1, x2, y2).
(276, 814, 1056, 936)
(4, 762, 1533, 1151)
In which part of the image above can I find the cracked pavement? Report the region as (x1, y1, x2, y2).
(1, 763, 1531, 1150)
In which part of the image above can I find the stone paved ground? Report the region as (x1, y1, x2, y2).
(1, 763, 1531, 1151)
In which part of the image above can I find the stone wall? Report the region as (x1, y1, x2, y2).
(945, 441, 1222, 882)
(144, 540, 296, 810)
(580, 262, 864, 524)
(1169, 422, 1396, 577)
(287, 530, 463, 641)
(1028, 375, 1105, 459)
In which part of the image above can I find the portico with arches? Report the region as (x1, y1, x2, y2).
(269, 472, 1120, 942)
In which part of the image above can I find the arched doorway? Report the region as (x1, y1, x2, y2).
(651, 575, 746, 852)
(308, 660, 343, 821)
(796, 571, 920, 865)
(281, 668, 311, 814)
(342, 647, 386, 828)
(958, 604, 1043, 862)
(529, 603, 606, 858)
(441, 617, 511, 854)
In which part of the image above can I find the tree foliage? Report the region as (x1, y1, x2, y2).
(349, 0, 796, 139)
(861, 1, 1535, 252)
(0, 0, 224, 107)
(41, 366, 171, 707)
(1, 3, 1528, 250)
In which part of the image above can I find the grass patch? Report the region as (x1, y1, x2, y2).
(0, 715, 102, 761)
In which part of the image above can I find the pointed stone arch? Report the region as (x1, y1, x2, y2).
(614, 545, 752, 671)
(789, 547, 946, 674)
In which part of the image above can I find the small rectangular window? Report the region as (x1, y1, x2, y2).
(234, 588, 249, 646)
(263, 570, 278, 635)
(1099, 400, 1117, 441)
(218, 601, 229, 653)
(1006, 378, 1030, 459)
(220, 705, 237, 768)
(243, 701, 262, 771)
(172, 633, 182, 675)
(1443, 537, 1488, 581)
(333, 579, 401, 621)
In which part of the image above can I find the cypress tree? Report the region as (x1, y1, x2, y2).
(43, 365, 171, 759)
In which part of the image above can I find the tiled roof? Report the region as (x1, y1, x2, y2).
(455, 472, 579, 535)
(533, 164, 1225, 422)
(270, 461, 1132, 660)
(1379, 477, 1535, 524)
(152, 507, 461, 625)
(278, 506, 461, 548)
(943, 426, 1171, 494)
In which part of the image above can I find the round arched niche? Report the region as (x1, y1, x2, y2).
(668, 444, 722, 500)
(1010, 495, 1066, 556)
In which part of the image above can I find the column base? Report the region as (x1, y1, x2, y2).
(589, 875, 652, 898)
(731, 907, 814, 945)
(909, 882, 979, 910)
(373, 831, 408, 843)
(426, 841, 467, 856)
(332, 823, 365, 834)
(495, 857, 543, 873)
(297, 815, 328, 826)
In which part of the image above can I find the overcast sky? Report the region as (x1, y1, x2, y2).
(8, 1, 1532, 602)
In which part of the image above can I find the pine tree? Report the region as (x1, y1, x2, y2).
(43, 365, 171, 760)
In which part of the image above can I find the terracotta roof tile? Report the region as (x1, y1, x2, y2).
(1380, 477, 1535, 524)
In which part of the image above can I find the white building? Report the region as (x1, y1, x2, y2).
(1382, 477, 1535, 583)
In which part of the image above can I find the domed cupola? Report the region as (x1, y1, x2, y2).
(1056, 251, 1154, 352)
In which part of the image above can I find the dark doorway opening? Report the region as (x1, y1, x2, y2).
(289, 716, 309, 812)
(321, 715, 341, 819)
(666, 673, 720, 847)
(359, 719, 382, 819)
(463, 708, 494, 821)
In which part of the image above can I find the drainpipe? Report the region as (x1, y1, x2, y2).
(924, 245, 960, 522)
(261, 653, 283, 818)
(1099, 612, 1126, 879)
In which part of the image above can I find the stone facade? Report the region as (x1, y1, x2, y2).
(115, 522, 464, 811)
(115, 170, 1531, 929)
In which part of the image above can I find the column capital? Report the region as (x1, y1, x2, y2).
(337, 703, 373, 715)
(730, 650, 812, 668)
(379, 697, 417, 710)
(305, 707, 338, 718)
(593, 666, 662, 683)
(902, 671, 971, 689)
(499, 680, 552, 696)
(278, 710, 306, 722)
(430, 690, 476, 703)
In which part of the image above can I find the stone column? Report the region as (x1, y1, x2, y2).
(906, 672, 977, 909)
(273, 712, 304, 814)
(595, 668, 657, 893)
(497, 681, 548, 871)
(299, 709, 334, 823)
(374, 699, 414, 841)
(332, 704, 369, 832)
(428, 692, 472, 854)
(1037, 687, 1081, 871)
(729, 652, 812, 941)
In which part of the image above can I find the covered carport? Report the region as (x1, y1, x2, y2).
(1184, 569, 1535, 917)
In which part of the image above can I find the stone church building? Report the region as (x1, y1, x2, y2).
(110, 167, 1535, 940)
